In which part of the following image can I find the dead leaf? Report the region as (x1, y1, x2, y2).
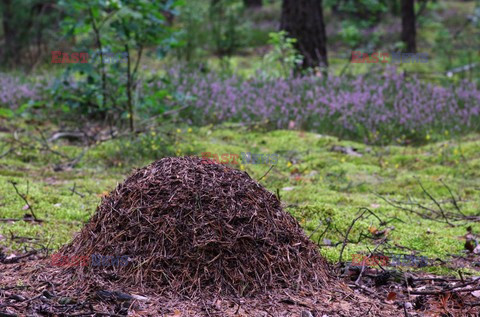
(387, 291, 397, 301)
(97, 191, 110, 198)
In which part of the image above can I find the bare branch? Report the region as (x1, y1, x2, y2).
(258, 165, 275, 182)
(415, 178, 454, 227)
(8, 181, 41, 222)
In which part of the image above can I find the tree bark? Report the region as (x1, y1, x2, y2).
(1, 0, 20, 66)
(244, 0, 262, 8)
(280, 0, 328, 69)
(401, 0, 416, 53)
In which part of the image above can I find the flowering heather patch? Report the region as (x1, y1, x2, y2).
(156, 66, 480, 143)
(0, 73, 40, 109)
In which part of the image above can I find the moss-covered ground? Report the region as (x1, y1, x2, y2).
(1, 122, 479, 277)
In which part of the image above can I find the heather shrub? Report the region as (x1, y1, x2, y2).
(153, 66, 480, 144)
(0, 73, 42, 117)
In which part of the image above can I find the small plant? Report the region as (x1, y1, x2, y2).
(263, 31, 303, 77)
(53, 0, 182, 130)
(339, 21, 362, 48)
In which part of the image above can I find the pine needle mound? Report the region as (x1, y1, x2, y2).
(59, 157, 330, 296)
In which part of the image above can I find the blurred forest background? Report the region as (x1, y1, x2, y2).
(0, 0, 479, 146)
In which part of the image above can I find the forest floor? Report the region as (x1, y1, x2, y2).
(1, 121, 480, 315)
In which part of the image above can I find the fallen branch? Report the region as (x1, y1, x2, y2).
(53, 147, 88, 171)
(409, 279, 480, 295)
(339, 207, 381, 263)
(377, 178, 477, 225)
(0, 218, 21, 222)
(376, 193, 439, 222)
(354, 238, 387, 286)
(48, 131, 86, 143)
(440, 179, 465, 216)
(415, 178, 454, 227)
(70, 182, 85, 198)
(310, 218, 331, 245)
(35, 127, 70, 159)
(258, 165, 275, 182)
(8, 181, 41, 222)
(1, 250, 38, 264)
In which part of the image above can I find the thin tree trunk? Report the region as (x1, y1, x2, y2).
(280, 0, 328, 69)
(2, 0, 19, 66)
(89, 9, 108, 110)
(125, 44, 134, 132)
(401, 0, 416, 53)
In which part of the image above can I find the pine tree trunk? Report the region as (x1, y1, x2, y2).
(280, 0, 328, 69)
(2, 0, 20, 66)
(401, 0, 416, 52)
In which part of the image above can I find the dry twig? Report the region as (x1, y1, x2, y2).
(8, 181, 40, 222)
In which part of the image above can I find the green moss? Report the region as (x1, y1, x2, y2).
(1, 126, 479, 276)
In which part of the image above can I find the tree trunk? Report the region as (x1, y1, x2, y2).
(1, 0, 20, 66)
(244, 0, 262, 8)
(125, 44, 134, 132)
(280, 0, 328, 69)
(401, 0, 416, 53)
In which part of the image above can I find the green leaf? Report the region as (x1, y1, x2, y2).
(0, 108, 14, 118)
(153, 89, 170, 99)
